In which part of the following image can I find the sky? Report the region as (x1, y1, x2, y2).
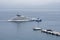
(0, 0, 60, 10)
(0, 0, 59, 5)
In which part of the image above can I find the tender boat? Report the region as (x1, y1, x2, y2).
(33, 27, 42, 30)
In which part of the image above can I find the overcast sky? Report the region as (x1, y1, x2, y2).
(0, 0, 60, 9)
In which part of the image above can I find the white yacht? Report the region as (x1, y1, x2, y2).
(8, 14, 37, 22)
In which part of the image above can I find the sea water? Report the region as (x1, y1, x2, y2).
(0, 9, 60, 40)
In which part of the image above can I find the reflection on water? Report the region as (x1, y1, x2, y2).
(16, 22, 23, 40)
(16, 23, 20, 40)
(7, 21, 35, 40)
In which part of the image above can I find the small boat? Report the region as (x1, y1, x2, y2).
(41, 29, 53, 33)
(32, 18, 42, 22)
(33, 27, 42, 30)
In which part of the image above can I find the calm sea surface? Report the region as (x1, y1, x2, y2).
(0, 10, 60, 40)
